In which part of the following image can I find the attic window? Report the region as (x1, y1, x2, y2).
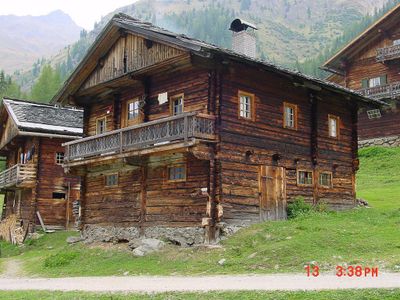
(238, 91, 255, 120)
(367, 109, 382, 119)
(105, 174, 118, 187)
(145, 39, 154, 49)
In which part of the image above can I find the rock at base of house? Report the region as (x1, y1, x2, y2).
(81, 225, 140, 244)
(129, 238, 165, 256)
(357, 198, 369, 207)
(66, 236, 83, 244)
(144, 226, 205, 246)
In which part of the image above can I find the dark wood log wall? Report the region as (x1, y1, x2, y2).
(36, 138, 80, 227)
(218, 64, 357, 224)
(82, 67, 211, 227)
(2, 137, 80, 228)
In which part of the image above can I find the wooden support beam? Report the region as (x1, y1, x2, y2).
(310, 93, 319, 205)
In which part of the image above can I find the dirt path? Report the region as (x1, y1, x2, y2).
(0, 273, 400, 292)
(0, 259, 23, 278)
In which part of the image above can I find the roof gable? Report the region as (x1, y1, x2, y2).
(81, 33, 185, 91)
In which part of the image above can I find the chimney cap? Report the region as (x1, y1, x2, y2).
(229, 18, 258, 32)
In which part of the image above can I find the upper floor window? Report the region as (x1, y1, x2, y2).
(105, 174, 118, 187)
(167, 164, 186, 182)
(96, 117, 106, 135)
(238, 91, 254, 120)
(367, 109, 382, 119)
(297, 170, 313, 186)
(283, 102, 298, 129)
(362, 75, 387, 89)
(328, 115, 340, 138)
(55, 152, 64, 165)
(127, 99, 140, 120)
(170, 94, 184, 115)
(393, 39, 400, 46)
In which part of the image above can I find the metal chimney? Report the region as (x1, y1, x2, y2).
(229, 19, 258, 58)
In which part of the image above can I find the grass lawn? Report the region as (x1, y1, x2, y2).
(0, 289, 400, 300)
(0, 147, 399, 277)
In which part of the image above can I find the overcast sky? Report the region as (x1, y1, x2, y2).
(0, 0, 138, 29)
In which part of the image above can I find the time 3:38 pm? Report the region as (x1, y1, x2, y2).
(305, 265, 379, 277)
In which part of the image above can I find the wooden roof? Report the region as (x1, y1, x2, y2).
(52, 13, 387, 107)
(322, 3, 400, 74)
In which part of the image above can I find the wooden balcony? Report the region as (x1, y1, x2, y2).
(359, 82, 400, 100)
(376, 44, 400, 62)
(0, 164, 36, 190)
(64, 112, 216, 164)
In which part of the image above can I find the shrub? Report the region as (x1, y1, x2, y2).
(314, 200, 330, 213)
(44, 251, 80, 268)
(287, 197, 312, 219)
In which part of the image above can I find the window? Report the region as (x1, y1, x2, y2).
(55, 152, 64, 165)
(283, 102, 297, 129)
(96, 117, 106, 134)
(328, 115, 340, 138)
(167, 164, 186, 182)
(362, 75, 387, 89)
(393, 39, 400, 46)
(52, 192, 66, 199)
(105, 174, 118, 186)
(170, 94, 184, 115)
(367, 109, 382, 119)
(238, 91, 254, 120)
(297, 170, 313, 186)
(127, 99, 140, 120)
(319, 172, 332, 188)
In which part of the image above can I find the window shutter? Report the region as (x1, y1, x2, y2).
(380, 75, 387, 85)
(361, 79, 369, 88)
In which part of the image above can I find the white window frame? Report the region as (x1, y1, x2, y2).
(171, 94, 184, 116)
(328, 115, 339, 139)
(55, 152, 65, 165)
(369, 77, 381, 88)
(127, 99, 140, 120)
(238, 91, 254, 120)
(367, 109, 382, 119)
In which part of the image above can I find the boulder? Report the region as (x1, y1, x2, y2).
(66, 236, 83, 244)
(131, 238, 165, 256)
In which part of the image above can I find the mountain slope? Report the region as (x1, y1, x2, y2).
(0, 10, 82, 73)
(96, 0, 389, 65)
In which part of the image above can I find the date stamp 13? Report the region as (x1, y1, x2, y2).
(305, 265, 379, 277)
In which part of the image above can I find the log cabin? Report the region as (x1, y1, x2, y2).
(322, 3, 400, 148)
(53, 14, 384, 244)
(0, 98, 83, 232)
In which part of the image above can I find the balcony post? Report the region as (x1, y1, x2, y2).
(120, 131, 123, 154)
(184, 115, 188, 144)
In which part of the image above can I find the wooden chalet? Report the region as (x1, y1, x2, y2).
(53, 14, 384, 243)
(322, 3, 400, 147)
(0, 98, 83, 231)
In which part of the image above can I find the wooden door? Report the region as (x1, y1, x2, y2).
(259, 166, 287, 221)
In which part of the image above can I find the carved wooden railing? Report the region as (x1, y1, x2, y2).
(359, 81, 400, 100)
(64, 112, 216, 162)
(0, 164, 36, 189)
(376, 44, 400, 62)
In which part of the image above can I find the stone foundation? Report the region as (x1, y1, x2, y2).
(80, 223, 246, 246)
(81, 224, 205, 246)
(359, 135, 400, 148)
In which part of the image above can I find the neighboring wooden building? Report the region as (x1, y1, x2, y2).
(53, 14, 383, 243)
(322, 3, 400, 148)
(0, 98, 83, 231)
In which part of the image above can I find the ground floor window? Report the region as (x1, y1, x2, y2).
(319, 172, 333, 188)
(167, 164, 186, 182)
(297, 170, 313, 186)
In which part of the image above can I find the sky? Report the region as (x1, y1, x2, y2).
(0, 0, 139, 29)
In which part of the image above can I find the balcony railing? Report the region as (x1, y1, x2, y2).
(0, 164, 36, 190)
(359, 82, 400, 100)
(64, 112, 216, 162)
(376, 44, 400, 62)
